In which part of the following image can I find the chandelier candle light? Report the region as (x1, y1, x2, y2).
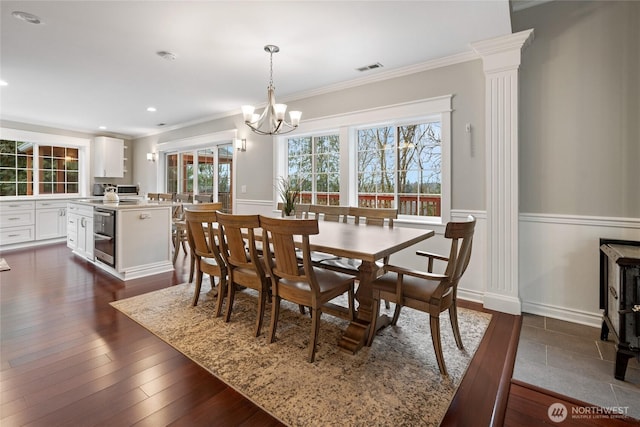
(242, 45, 301, 136)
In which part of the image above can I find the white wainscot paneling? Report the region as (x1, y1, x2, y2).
(234, 199, 276, 216)
(519, 214, 640, 327)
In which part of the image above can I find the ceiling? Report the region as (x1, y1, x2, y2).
(0, 1, 513, 138)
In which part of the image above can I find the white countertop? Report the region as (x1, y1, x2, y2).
(69, 198, 174, 210)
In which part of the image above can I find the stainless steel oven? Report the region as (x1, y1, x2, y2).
(94, 208, 116, 267)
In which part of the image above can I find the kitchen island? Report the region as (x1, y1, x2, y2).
(67, 199, 174, 280)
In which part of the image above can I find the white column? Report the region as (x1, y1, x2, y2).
(472, 29, 534, 315)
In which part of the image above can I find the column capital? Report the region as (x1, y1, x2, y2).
(471, 29, 535, 73)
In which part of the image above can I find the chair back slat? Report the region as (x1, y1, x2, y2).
(217, 213, 263, 274)
(183, 209, 222, 262)
(444, 215, 476, 288)
(176, 193, 192, 203)
(309, 204, 349, 223)
(194, 194, 214, 203)
(260, 216, 318, 282)
(349, 207, 397, 227)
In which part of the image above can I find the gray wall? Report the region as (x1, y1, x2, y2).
(513, 0, 640, 218)
(133, 59, 487, 211)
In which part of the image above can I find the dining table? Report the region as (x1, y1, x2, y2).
(304, 220, 435, 354)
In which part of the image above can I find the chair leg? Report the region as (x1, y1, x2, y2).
(214, 277, 227, 318)
(172, 236, 180, 264)
(255, 289, 266, 337)
(449, 303, 464, 350)
(268, 296, 281, 343)
(366, 294, 381, 347)
(298, 304, 306, 315)
(391, 303, 402, 325)
(384, 299, 391, 309)
(224, 278, 236, 323)
(188, 254, 196, 283)
(192, 262, 202, 306)
(430, 315, 448, 376)
(308, 309, 322, 363)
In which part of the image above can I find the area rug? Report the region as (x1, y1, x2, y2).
(0, 258, 10, 271)
(111, 282, 492, 426)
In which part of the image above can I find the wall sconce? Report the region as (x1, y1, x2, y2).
(146, 152, 156, 162)
(235, 138, 247, 152)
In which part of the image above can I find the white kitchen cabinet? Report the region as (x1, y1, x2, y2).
(35, 200, 68, 240)
(116, 207, 171, 271)
(0, 201, 35, 245)
(93, 136, 124, 178)
(67, 203, 94, 260)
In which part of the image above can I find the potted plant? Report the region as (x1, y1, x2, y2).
(277, 176, 300, 217)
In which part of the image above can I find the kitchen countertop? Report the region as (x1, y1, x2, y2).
(69, 198, 174, 210)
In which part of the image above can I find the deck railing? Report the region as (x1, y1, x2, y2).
(298, 193, 441, 216)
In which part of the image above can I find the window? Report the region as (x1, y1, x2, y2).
(286, 134, 340, 205)
(160, 131, 235, 213)
(357, 121, 442, 216)
(0, 139, 82, 197)
(277, 96, 451, 222)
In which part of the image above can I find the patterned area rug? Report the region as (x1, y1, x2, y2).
(0, 258, 10, 271)
(111, 282, 491, 426)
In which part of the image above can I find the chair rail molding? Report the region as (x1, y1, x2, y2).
(471, 29, 535, 315)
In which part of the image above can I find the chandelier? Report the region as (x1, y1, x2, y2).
(242, 45, 301, 136)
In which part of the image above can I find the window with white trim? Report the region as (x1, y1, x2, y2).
(276, 96, 451, 222)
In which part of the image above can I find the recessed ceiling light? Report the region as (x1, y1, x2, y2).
(12, 11, 42, 25)
(98, 126, 107, 130)
(0, 80, 8, 87)
(147, 107, 157, 112)
(156, 51, 177, 61)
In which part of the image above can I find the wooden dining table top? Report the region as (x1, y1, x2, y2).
(305, 220, 434, 263)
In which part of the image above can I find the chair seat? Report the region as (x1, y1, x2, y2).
(280, 267, 354, 298)
(373, 271, 440, 301)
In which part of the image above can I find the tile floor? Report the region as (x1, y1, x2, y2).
(513, 314, 640, 420)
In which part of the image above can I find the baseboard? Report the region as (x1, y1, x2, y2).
(521, 300, 602, 328)
(483, 292, 522, 315)
(458, 287, 484, 304)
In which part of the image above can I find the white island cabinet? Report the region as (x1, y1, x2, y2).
(67, 200, 173, 280)
(115, 206, 172, 277)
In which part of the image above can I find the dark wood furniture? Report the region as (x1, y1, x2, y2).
(259, 216, 355, 362)
(183, 208, 227, 313)
(599, 238, 640, 380)
(217, 212, 270, 337)
(367, 216, 476, 376)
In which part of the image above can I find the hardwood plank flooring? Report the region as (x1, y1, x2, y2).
(1, 242, 631, 426)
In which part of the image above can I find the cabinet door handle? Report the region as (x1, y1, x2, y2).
(139, 214, 151, 220)
(8, 217, 21, 221)
(8, 233, 20, 237)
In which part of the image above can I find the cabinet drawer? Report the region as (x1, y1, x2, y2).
(0, 210, 35, 228)
(36, 200, 68, 209)
(0, 225, 35, 245)
(1, 201, 35, 211)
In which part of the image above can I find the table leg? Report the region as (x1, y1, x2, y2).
(338, 260, 387, 354)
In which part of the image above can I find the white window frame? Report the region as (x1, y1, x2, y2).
(156, 129, 237, 204)
(275, 95, 452, 224)
(0, 128, 91, 198)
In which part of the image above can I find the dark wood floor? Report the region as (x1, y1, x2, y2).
(1, 243, 634, 426)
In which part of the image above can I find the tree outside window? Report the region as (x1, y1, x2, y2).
(287, 134, 339, 205)
(357, 122, 441, 216)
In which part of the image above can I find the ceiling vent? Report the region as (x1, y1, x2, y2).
(356, 62, 383, 72)
(156, 51, 177, 61)
(12, 11, 42, 24)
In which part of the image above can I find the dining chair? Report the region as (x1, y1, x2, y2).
(175, 192, 193, 203)
(182, 202, 223, 282)
(216, 212, 270, 337)
(366, 215, 476, 376)
(184, 207, 228, 313)
(147, 192, 159, 201)
(317, 207, 398, 291)
(194, 193, 214, 203)
(157, 192, 173, 201)
(309, 204, 349, 223)
(259, 215, 355, 362)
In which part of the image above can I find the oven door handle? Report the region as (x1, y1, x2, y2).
(94, 211, 113, 217)
(94, 233, 113, 241)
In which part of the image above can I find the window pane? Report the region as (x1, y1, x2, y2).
(0, 154, 14, 167)
(166, 153, 178, 193)
(197, 148, 214, 194)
